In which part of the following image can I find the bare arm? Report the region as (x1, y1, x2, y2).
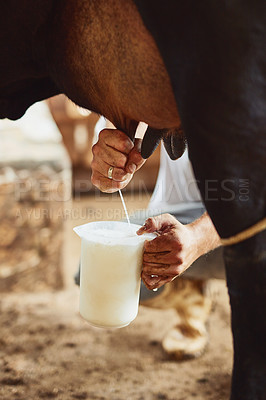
(186, 211, 221, 259)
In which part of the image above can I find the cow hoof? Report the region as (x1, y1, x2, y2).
(162, 322, 209, 360)
(140, 278, 212, 360)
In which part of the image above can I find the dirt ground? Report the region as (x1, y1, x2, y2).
(0, 193, 233, 400)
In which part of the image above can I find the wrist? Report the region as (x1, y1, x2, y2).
(186, 213, 221, 258)
(186, 222, 206, 259)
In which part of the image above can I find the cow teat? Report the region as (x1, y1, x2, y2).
(163, 127, 187, 160)
(141, 126, 186, 160)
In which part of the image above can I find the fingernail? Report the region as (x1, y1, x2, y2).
(138, 226, 146, 233)
(121, 174, 129, 181)
(128, 164, 136, 174)
(150, 278, 160, 286)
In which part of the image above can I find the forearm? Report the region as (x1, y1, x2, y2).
(187, 212, 221, 259)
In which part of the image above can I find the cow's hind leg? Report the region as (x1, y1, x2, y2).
(224, 230, 266, 400)
(141, 278, 212, 360)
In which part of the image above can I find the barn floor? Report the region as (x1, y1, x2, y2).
(0, 193, 233, 400)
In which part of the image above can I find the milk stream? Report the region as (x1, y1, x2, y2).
(119, 189, 131, 226)
(119, 190, 158, 291)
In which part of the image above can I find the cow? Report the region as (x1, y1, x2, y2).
(1, 1, 265, 399)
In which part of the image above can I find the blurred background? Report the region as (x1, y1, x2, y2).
(0, 97, 232, 400)
(0, 95, 160, 293)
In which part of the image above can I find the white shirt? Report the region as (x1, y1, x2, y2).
(148, 145, 202, 213)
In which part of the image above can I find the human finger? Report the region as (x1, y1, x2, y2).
(143, 250, 182, 265)
(91, 170, 131, 193)
(142, 261, 182, 277)
(144, 235, 181, 253)
(125, 139, 145, 174)
(137, 214, 178, 235)
(92, 142, 129, 169)
(137, 217, 164, 235)
(91, 158, 131, 182)
(141, 272, 172, 290)
(98, 129, 134, 154)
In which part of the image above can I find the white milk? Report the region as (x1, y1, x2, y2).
(74, 221, 155, 328)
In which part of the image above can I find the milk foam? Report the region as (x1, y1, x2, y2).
(92, 228, 135, 239)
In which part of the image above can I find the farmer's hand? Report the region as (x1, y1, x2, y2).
(137, 213, 221, 290)
(91, 129, 145, 193)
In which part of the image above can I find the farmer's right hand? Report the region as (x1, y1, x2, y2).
(91, 129, 145, 193)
